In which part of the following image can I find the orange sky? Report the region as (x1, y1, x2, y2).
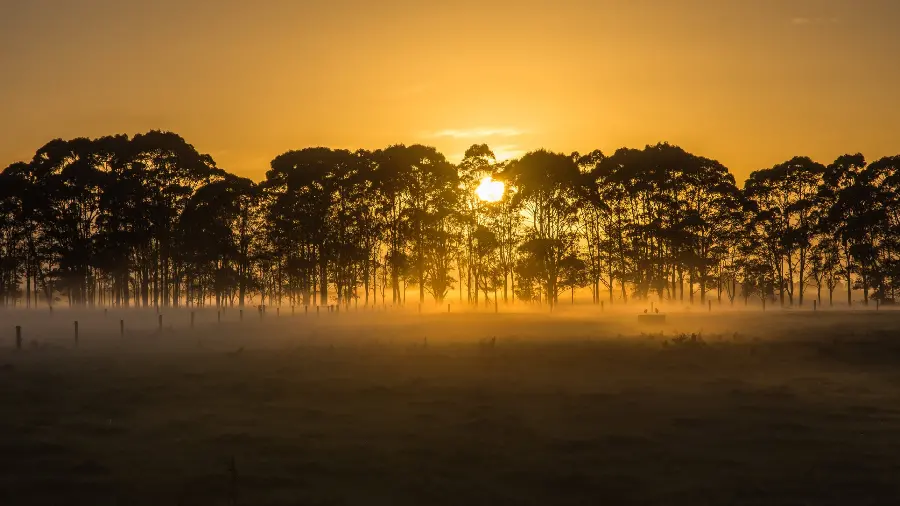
(2, 0, 899, 183)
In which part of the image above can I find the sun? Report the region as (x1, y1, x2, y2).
(475, 176, 505, 203)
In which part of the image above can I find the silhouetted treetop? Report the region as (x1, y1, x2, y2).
(2, 131, 899, 309)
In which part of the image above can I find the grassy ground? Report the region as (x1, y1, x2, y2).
(2, 309, 900, 505)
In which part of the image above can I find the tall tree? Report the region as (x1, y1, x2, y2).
(504, 150, 580, 307)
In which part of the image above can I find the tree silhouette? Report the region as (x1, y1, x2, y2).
(504, 150, 580, 308)
(3, 130, 899, 309)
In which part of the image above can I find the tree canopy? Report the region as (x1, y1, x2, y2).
(2, 131, 897, 309)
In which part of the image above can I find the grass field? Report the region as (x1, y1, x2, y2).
(2, 307, 900, 505)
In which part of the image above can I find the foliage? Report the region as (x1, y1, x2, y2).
(2, 133, 898, 308)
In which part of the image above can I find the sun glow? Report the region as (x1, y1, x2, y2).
(475, 176, 505, 203)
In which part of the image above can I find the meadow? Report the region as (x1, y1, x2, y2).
(2, 305, 900, 505)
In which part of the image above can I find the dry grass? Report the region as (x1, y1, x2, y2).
(2, 308, 900, 505)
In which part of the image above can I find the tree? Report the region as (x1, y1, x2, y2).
(559, 254, 589, 304)
(504, 150, 580, 307)
(744, 157, 825, 306)
(5, 129, 900, 310)
(458, 144, 496, 304)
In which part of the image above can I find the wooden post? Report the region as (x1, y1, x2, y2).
(876, 299, 880, 311)
(305, 305, 308, 316)
(276, 307, 280, 317)
(317, 306, 320, 317)
(16, 326, 22, 350)
(74, 321, 79, 346)
(120, 319, 124, 337)
(708, 300, 712, 312)
(650, 301, 654, 313)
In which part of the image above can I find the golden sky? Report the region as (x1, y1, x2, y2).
(2, 0, 899, 183)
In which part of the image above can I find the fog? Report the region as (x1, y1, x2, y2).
(4, 303, 900, 505)
(4, 300, 896, 354)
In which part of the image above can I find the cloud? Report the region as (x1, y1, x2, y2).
(791, 16, 839, 25)
(430, 127, 524, 139)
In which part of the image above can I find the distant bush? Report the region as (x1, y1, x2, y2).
(664, 332, 706, 349)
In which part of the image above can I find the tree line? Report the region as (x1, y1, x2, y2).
(1, 131, 898, 310)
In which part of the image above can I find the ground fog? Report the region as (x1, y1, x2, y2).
(2, 305, 900, 505)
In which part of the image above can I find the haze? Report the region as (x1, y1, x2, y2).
(3, 0, 900, 180)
